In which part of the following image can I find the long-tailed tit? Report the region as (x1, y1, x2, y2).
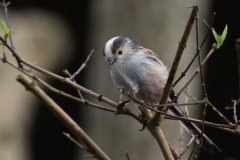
(103, 36, 221, 153)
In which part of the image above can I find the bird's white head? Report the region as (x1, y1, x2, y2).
(102, 36, 143, 67)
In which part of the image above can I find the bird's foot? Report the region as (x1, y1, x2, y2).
(138, 106, 149, 131)
(117, 100, 132, 113)
(139, 118, 148, 131)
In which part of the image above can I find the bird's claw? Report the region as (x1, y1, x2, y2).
(117, 100, 131, 113)
(139, 118, 148, 131)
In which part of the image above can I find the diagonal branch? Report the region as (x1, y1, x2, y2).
(63, 69, 84, 101)
(1, 0, 15, 51)
(178, 131, 197, 160)
(165, 43, 218, 112)
(121, 89, 234, 131)
(172, 12, 216, 87)
(70, 49, 94, 80)
(16, 74, 111, 160)
(151, 6, 198, 124)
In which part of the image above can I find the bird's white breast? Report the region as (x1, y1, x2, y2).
(109, 53, 168, 104)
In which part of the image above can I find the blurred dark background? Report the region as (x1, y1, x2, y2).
(10, 1, 90, 160)
(202, 1, 240, 160)
(0, 0, 239, 160)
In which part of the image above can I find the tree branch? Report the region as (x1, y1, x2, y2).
(70, 49, 94, 80)
(16, 74, 111, 160)
(151, 6, 198, 124)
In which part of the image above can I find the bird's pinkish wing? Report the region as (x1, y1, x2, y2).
(143, 48, 159, 60)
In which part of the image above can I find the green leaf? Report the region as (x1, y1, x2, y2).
(212, 29, 218, 42)
(212, 24, 228, 47)
(0, 20, 8, 34)
(220, 24, 228, 45)
(4, 32, 14, 39)
(217, 35, 222, 46)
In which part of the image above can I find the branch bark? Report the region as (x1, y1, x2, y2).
(16, 74, 111, 160)
(141, 106, 174, 160)
(151, 6, 198, 124)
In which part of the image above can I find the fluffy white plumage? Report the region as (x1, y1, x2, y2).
(102, 36, 221, 154)
(103, 36, 168, 103)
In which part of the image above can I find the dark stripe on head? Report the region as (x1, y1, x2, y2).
(128, 38, 143, 51)
(111, 36, 128, 54)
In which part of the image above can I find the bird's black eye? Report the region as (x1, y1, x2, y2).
(118, 50, 122, 55)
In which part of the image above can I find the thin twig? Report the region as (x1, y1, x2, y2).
(0, 37, 22, 67)
(1, 41, 239, 133)
(1, 57, 149, 127)
(225, 99, 240, 130)
(1, 57, 116, 113)
(184, 88, 197, 102)
(17, 74, 111, 160)
(178, 131, 197, 160)
(184, 88, 191, 117)
(168, 142, 182, 160)
(165, 43, 218, 112)
(125, 151, 130, 160)
(207, 101, 240, 135)
(172, 12, 216, 88)
(179, 124, 184, 153)
(121, 89, 233, 130)
(145, 101, 205, 108)
(1, 0, 15, 51)
(151, 6, 198, 126)
(140, 105, 175, 160)
(119, 94, 123, 103)
(2, 57, 237, 134)
(70, 49, 94, 80)
(188, 139, 196, 160)
(195, 7, 207, 99)
(63, 132, 90, 152)
(194, 8, 209, 158)
(63, 69, 84, 101)
(179, 89, 192, 153)
(232, 100, 239, 124)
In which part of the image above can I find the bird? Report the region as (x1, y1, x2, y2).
(102, 36, 221, 154)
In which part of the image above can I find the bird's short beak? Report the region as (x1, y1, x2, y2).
(106, 58, 116, 65)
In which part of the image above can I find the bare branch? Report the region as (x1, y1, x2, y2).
(178, 131, 197, 159)
(1, 0, 15, 50)
(16, 74, 111, 160)
(225, 99, 240, 130)
(151, 6, 198, 126)
(207, 101, 240, 135)
(173, 12, 216, 88)
(125, 151, 130, 160)
(0, 36, 22, 68)
(121, 89, 234, 131)
(140, 105, 175, 160)
(0, 58, 146, 128)
(165, 43, 218, 112)
(194, 8, 209, 157)
(1, 57, 116, 113)
(144, 100, 205, 108)
(70, 49, 94, 80)
(1, 57, 148, 129)
(63, 69, 84, 101)
(63, 132, 90, 152)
